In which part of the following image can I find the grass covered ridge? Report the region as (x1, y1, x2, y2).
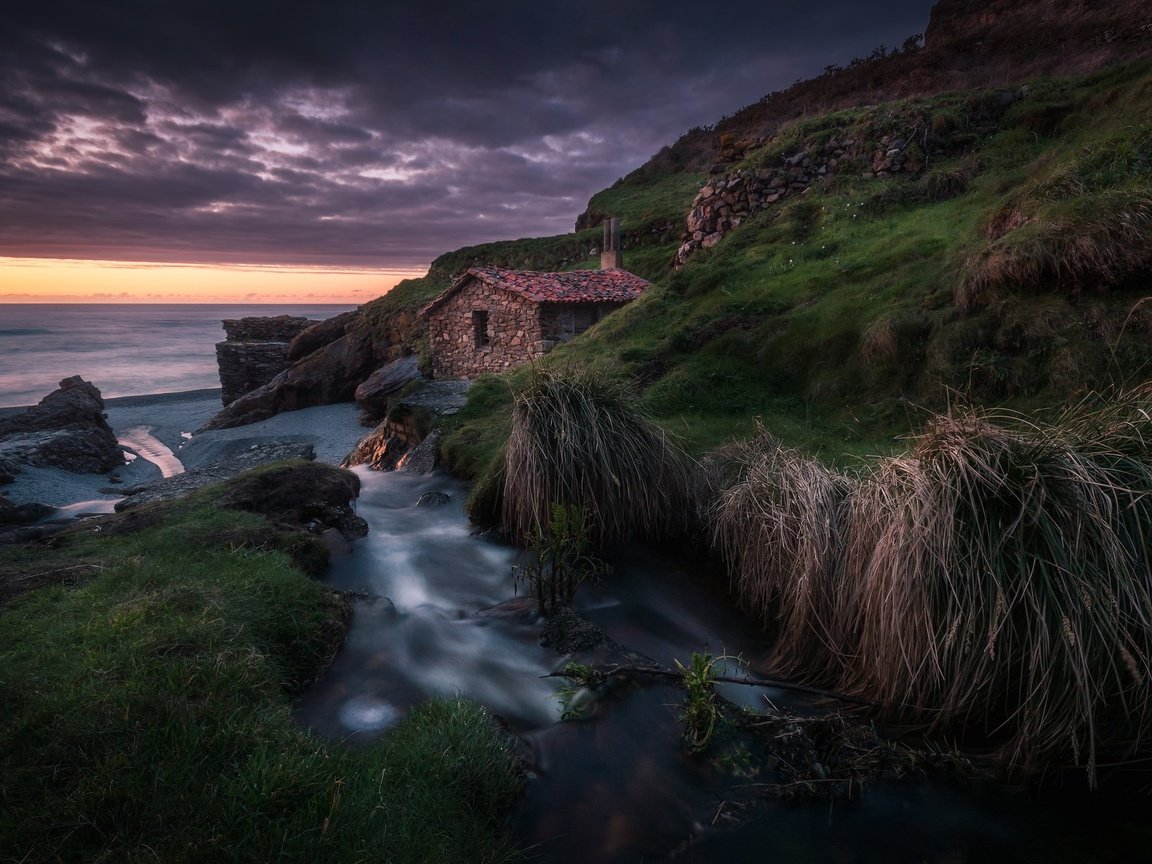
(0, 486, 521, 862)
(439, 61, 1152, 476)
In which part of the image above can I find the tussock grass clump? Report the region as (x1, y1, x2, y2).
(713, 396, 1152, 781)
(500, 364, 693, 543)
(709, 426, 854, 678)
(840, 406, 1152, 779)
(916, 157, 977, 202)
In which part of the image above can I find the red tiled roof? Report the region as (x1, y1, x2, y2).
(419, 267, 649, 316)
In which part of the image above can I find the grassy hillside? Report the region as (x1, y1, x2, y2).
(0, 472, 521, 862)
(433, 60, 1152, 477)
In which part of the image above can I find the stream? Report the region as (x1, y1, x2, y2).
(295, 467, 1152, 863)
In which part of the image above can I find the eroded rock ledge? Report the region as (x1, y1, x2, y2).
(0, 376, 122, 482)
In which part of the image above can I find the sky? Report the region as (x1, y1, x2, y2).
(0, 0, 937, 303)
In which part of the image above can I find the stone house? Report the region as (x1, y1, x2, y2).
(420, 265, 650, 378)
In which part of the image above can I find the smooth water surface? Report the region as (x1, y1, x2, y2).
(0, 303, 355, 406)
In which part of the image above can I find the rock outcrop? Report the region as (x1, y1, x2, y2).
(215, 316, 314, 406)
(342, 415, 424, 472)
(115, 439, 315, 511)
(204, 326, 381, 430)
(923, 0, 1152, 73)
(0, 496, 54, 527)
(214, 461, 368, 537)
(287, 310, 360, 362)
(354, 356, 424, 426)
(0, 377, 122, 479)
(343, 381, 468, 472)
(675, 105, 997, 266)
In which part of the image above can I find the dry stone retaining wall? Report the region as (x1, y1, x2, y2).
(675, 131, 926, 267)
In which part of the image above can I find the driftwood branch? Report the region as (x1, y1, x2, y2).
(543, 663, 876, 707)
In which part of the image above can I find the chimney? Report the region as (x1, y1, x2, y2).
(600, 217, 622, 270)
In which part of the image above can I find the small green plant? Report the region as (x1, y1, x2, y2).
(512, 503, 609, 615)
(675, 652, 722, 753)
(554, 662, 600, 720)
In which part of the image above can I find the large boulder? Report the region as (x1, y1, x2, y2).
(215, 461, 367, 537)
(0, 377, 122, 479)
(354, 356, 423, 426)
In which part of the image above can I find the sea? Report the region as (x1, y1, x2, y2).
(0, 304, 358, 408)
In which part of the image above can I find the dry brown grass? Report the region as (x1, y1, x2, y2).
(708, 426, 854, 678)
(500, 364, 693, 544)
(711, 397, 1152, 782)
(957, 191, 1152, 310)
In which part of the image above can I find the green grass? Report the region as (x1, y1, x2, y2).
(583, 170, 704, 227)
(436, 61, 1152, 474)
(0, 494, 521, 863)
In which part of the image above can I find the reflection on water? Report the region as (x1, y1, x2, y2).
(46, 499, 119, 520)
(297, 468, 1152, 863)
(118, 425, 184, 477)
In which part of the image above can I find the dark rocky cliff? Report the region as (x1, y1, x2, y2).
(576, 0, 1152, 213)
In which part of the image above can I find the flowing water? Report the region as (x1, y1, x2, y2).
(297, 468, 1152, 863)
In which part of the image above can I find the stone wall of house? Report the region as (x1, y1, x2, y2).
(427, 279, 543, 378)
(539, 302, 621, 348)
(216, 315, 314, 405)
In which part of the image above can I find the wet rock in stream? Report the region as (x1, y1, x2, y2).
(539, 606, 610, 653)
(415, 490, 451, 508)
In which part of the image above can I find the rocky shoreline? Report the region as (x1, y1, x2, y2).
(0, 378, 369, 536)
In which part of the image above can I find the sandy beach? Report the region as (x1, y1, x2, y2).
(2, 388, 367, 511)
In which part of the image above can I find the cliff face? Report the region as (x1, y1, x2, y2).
(577, 0, 1152, 202)
(215, 316, 313, 406)
(925, 0, 1152, 60)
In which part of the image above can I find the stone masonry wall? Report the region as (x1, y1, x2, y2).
(675, 131, 926, 267)
(672, 79, 1039, 269)
(222, 316, 311, 342)
(427, 279, 543, 378)
(216, 315, 314, 405)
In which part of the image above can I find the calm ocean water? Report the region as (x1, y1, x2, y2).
(0, 304, 357, 408)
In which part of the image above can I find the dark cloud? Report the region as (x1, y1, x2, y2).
(0, 1, 937, 268)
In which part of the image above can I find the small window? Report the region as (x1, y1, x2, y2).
(472, 310, 490, 349)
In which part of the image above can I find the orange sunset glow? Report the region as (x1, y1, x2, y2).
(0, 257, 424, 304)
